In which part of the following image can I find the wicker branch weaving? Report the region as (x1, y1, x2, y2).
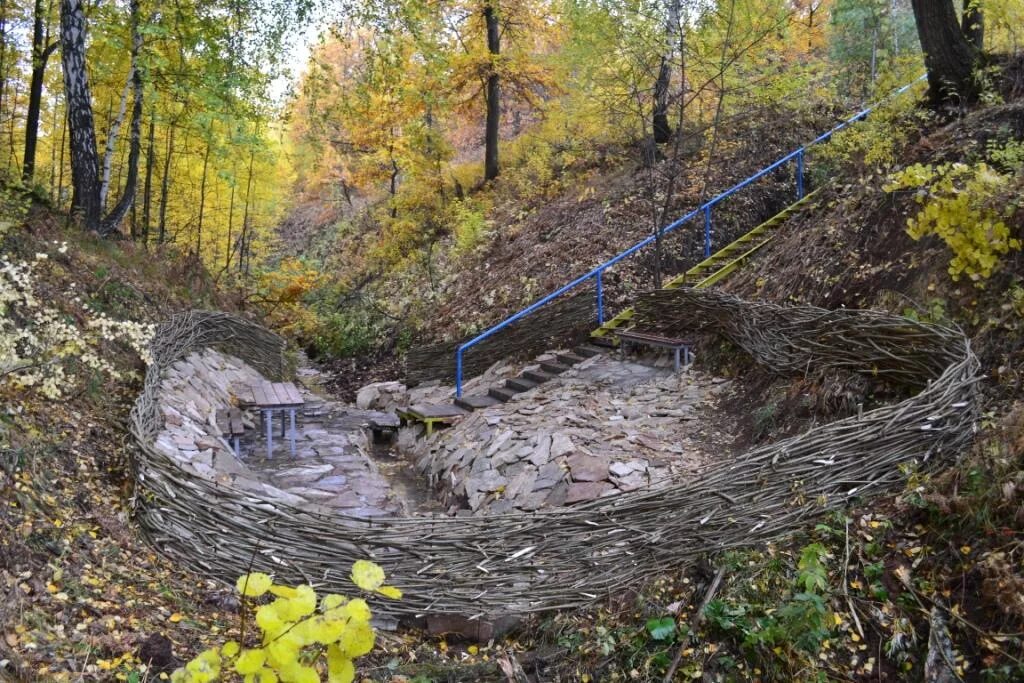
(130, 293, 980, 620)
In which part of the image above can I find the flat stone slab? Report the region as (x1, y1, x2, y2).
(455, 394, 502, 410)
(369, 414, 401, 429)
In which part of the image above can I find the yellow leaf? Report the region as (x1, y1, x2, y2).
(467, 645, 479, 655)
(327, 645, 355, 683)
(235, 649, 266, 675)
(169, 613, 183, 623)
(350, 560, 386, 592)
(236, 573, 273, 597)
(338, 621, 375, 658)
(376, 585, 402, 600)
(221, 641, 240, 658)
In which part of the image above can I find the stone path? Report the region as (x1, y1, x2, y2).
(407, 353, 735, 514)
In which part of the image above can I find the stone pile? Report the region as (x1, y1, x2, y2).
(410, 355, 734, 514)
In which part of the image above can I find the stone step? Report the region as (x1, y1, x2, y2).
(454, 394, 502, 411)
(556, 352, 587, 366)
(488, 386, 518, 402)
(506, 376, 539, 392)
(522, 369, 555, 384)
(540, 360, 571, 375)
(574, 344, 604, 358)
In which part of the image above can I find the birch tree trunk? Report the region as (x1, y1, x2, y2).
(98, 0, 143, 235)
(60, 0, 102, 230)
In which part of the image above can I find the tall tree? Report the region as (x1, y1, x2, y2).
(483, 0, 500, 181)
(60, 0, 103, 229)
(59, 0, 143, 234)
(652, 0, 681, 144)
(910, 0, 981, 106)
(22, 0, 57, 182)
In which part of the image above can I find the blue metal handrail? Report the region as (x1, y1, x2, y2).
(455, 74, 926, 397)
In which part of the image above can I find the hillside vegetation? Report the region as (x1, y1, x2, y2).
(1, 0, 1024, 681)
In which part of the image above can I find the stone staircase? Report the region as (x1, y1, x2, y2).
(454, 343, 605, 411)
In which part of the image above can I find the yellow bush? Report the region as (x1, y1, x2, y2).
(172, 561, 400, 683)
(885, 158, 1022, 284)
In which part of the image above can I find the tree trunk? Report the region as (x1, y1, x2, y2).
(962, 1, 983, 51)
(239, 146, 255, 275)
(60, 0, 102, 230)
(49, 93, 59, 197)
(56, 98, 66, 205)
(483, 0, 500, 182)
(652, 0, 680, 145)
(195, 138, 211, 258)
(100, 70, 133, 211)
(98, 0, 142, 235)
(910, 0, 980, 106)
(141, 108, 154, 245)
(22, 0, 57, 182)
(157, 123, 174, 244)
(225, 174, 235, 271)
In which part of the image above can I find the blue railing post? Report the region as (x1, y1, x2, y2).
(456, 346, 464, 398)
(595, 270, 604, 325)
(796, 148, 805, 199)
(703, 206, 712, 258)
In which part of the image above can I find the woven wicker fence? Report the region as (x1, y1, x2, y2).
(130, 292, 980, 621)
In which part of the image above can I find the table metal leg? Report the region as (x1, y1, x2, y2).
(265, 409, 273, 459)
(289, 409, 297, 456)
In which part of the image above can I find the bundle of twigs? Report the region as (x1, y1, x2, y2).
(129, 292, 979, 621)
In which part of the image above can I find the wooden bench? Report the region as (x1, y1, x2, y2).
(396, 403, 467, 437)
(615, 329, 693, 372)
(216, 407, 245, 457)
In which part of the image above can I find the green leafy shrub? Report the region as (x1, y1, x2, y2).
(452, 200, 489, 253)
(173, 561, 400, 683)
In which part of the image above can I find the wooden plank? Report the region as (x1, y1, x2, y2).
(269, 381, 303, 407)
(616, 330, 692, 346)
(283, 382, 304, 405)
(228, 408, 245, 435)
(407, 403, 468, 419)
(216, 409, 230, 434)
(251, 382, 270, 406)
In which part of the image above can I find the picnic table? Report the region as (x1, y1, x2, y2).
(248, 381, 304, 458)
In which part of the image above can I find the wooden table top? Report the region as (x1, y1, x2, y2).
(248, 380, 304, 408)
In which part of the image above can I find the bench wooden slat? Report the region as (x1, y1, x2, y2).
(251, 380, 304, 408)
(216, 408, 245, 436)
(616, 329, 693, 346)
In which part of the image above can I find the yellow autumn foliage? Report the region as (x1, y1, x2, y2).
(172, 562, 400, 683)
